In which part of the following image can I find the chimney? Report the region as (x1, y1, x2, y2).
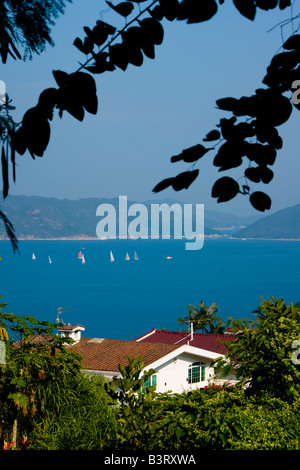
(57, 324, 85, 343)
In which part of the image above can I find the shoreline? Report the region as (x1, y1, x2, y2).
(0, 236, 300, 242)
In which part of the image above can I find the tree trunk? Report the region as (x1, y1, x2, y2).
(12, 418, 17, 449)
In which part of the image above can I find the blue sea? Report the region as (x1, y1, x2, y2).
(0, 238, 299, 340)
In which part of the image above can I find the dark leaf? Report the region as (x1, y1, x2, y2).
(106, 1, 134, 17)
(95, 20, 117, 36)
(233, 0, 256, 20)
(55, 71, 97, 118)
(245, 143, 277, 166)
(216, 117, 237, 140)
(171, 144, 212, 163)
(255, 0, 278, 10)
(62, 101, 84, 121)
(83, 26, 93, 38)
(38, 88, 58, 120)
(270, 51, 298, 70)
(255, 89, 292, 126)
(257, 166, 274, 184)
(140, 39, 155, 59)
(213, 141, 244, 170)
(220, 121, 255, 141)
(282, 34, 300, 51)
(91, 21, 115, 46)
(249, 191, 271, 211)
(149, 6, 164, 21)
(216, 97, 239, 112)
(109, 43, 129, 71)
(68, 72, 98, 114)
(125, 25, 156, 59)
(152, 177, 174, 193)
(52, 70, 69, 88)
(0, 209, 19, 253)
(138, 18, 164, 45)
(212, 176, 240, 202)
(8, 37, 21, 61)
(121, 32, 144, 66)
(85, 52, 115, 74)
(178, 0, 218, 23)
(123, 26, 142, 47)
(203, 130, 220, 141)
(158, 0, 180, 21)
(11, 141, 16, 182)
(73, 37, 88, 54)
(262, 65, 290, 89)
(172, 169, 199, 191)
(253, 120, 282, 149)
(11, 127, 27, 155)
(1, 146, 8, 198)
(22, 107, 51, 156)
(279, 0, 291, 8)
(234, 95, 258, 117)
(74, 33, 95, 54)
(245, 167, 260, 183)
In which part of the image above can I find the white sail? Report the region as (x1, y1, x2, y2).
(81, 254, 86, 264)
(32, 253, 36, 260)
(48, 256, 52, 264)
(110, 250, 114, 262)
(125, 252, 130, 261)
(134, 251, 138, 260)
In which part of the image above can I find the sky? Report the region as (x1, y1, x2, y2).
(1, 0, 300, 216)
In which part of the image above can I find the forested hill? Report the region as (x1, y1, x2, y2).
(0, 195, 225, 239)
(0, 195, 298, 240)
(234, 203, 300, 240)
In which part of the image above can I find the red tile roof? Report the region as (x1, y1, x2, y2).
(69, 337, 181, 372)
(135, 329, 234, 355)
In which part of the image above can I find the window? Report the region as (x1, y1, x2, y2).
(142, 373, 157, 391)
(188, 362, 205, 384)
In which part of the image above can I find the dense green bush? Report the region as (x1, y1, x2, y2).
(30, 374, 117, 450)
(134, 386, 300, 450)
(0, 306, 116, 450)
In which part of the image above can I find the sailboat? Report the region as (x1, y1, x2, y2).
(125, 252, 130, 261)
(48, 256, 52, 264)
(78, 251, 82, 260)
(110, 250, 114, 262)
(32, 253, 36, 260)
(81, 254, 86, 264)
(134, 251, 138, 260)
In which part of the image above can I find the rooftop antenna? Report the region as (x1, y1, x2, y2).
(56, 305, 73, 324)
(176, 320, 196, 344)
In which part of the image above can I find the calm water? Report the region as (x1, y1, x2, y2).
(0, 238, 299, 340)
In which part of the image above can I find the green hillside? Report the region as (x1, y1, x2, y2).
(234, 203, 300, 239)
(1, 196, 296, 240)
(0, 195, 221, 239)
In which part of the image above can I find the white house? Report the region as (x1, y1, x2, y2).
(63, 325, 236, 393)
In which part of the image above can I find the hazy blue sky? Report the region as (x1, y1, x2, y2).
(2, 0, 300, 216)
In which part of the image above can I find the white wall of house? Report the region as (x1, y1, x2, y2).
(146, 352, 213, 393)
(142, 345, 231, 394)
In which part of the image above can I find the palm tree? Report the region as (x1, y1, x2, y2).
(177, 301, 225, 334)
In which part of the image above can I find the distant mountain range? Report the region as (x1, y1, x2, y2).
(0, 195, 298, 240)
(234, 203, 300, 240)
